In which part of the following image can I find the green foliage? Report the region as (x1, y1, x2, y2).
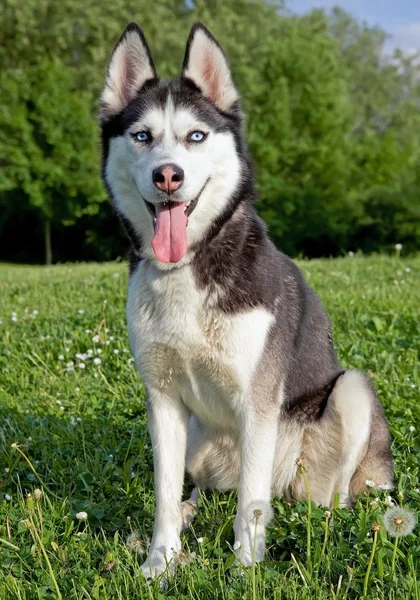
(0, 256, 418, 598)
(0, 0, 419, 262)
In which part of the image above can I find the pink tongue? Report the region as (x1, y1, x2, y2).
(151, 202, 188, 263)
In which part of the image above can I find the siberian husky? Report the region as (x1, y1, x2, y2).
(100, 22, 393, 578)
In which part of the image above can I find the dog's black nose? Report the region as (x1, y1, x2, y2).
(152, 164, 184, 193)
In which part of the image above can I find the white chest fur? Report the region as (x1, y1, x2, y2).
(127, 261, 274, 429)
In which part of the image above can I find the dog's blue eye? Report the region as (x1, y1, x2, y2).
(189, 131, 206, 143)
(135, 131, 151, 143)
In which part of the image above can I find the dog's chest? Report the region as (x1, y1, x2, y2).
(127, 262, 273, 427)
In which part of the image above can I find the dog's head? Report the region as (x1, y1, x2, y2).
(100, 22, 253, 268)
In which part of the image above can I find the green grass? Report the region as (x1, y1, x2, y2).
(0, 255, 418, 600)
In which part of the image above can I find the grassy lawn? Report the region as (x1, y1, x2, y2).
(0, 255, 418, 599)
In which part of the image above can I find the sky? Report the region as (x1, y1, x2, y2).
(288, 0, 420, 54)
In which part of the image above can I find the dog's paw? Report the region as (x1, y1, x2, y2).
(141, 553, 173, 581)
(232, 540, 265, 567)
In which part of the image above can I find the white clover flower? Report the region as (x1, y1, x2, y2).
(385, 496, 395, 506)
(123, 349, 130, 353)
(113, 273, 120, 278)
(11, 312, 17, 317)
(233, 540, 241, 550)
(75, 387, 80, 392)
(109, 336, 115, 342)
(66, 361, 74, 368)
(76, 511, 88, 521)
(11, 316, 17, 322)
(58, 355, 64, 361)
(78, 309, 85, 315)
(105, 328, 110, 333)
(383, 507, 416, 538)
(106, 340, 110, 345)
(96, 348, 102, 354)
(5, 494, 11, 501)
(32, 310, 38, 316)
(378, 484, 392, 491)
(370, 498, 380, 506)
(92, 335, 100, 343)
(197, 537, 204, 544)
(76, 353, 88, 361)
(366, 480, 376, 488)
(87, 349, 93, 356)
(128, 357, 134, 364)
(409, 426, 415, 432)
(85, 329, 91, 334)
(93, 358, 101, 365)
(56, 400, 62, 405)
(348, 251, 355, 257)
(113, 349, 119, 355)
(395, 243, 403, 251)
(78, 363, 86, 369)
(60, 406, 65, 411)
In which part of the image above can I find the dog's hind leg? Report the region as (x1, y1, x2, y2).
(293, 370, 393, 507)
(180, 487, 199, 530)
(186, 416, 240, 492)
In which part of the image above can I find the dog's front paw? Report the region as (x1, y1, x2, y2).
(141, 551, 173, 580)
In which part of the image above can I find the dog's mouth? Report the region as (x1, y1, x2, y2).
(145, 179, 209, 264)
(145, 195, 200, 223)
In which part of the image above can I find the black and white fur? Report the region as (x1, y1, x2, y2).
(100, 22, 393, 578)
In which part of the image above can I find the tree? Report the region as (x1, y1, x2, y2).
(0, 60, 105, 263)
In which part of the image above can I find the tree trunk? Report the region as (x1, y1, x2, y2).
(45, 219, 52, 265)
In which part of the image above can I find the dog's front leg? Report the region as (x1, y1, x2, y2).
(141, 390, 189, 579)
(233, 408, 278, 566)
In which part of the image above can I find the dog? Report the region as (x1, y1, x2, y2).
(100, 22, 393, 578)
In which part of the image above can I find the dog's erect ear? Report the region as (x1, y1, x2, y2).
(100, 23, 157, 121)
(181, 22, 239, 113)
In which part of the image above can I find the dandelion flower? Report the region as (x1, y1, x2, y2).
(34, 489, 42, 501)
(174, 551, 190, 566)
(126, 532, 146, 554)
(395, 243, 403, 251)
(383, 507, 416, 538)
(76, 511, 88, 521)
